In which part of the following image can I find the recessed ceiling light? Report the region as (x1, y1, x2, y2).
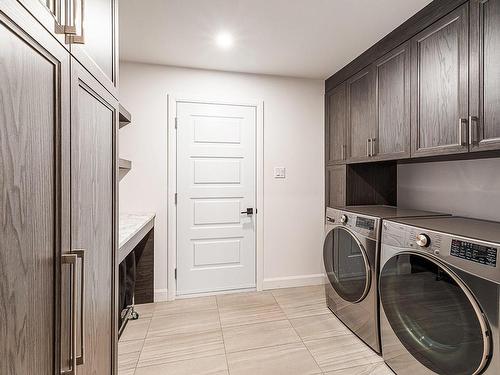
(215, 31, 234, 49)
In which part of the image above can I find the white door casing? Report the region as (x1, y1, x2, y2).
(176, 101, 257, 295)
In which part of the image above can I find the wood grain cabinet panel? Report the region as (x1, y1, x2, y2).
(71, 59, 117, 375)
(410, 3, 470, 157)
(326, 83, 347, 164)
(347, 67, 376, 162)
(326, 165, 346, 207)
(470, 0, 500, 151)
(373, 42, 411, 160)
(0, 5, 70, 374)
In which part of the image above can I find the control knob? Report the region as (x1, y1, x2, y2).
(340, 214, 348, 224)
(416, 233, 431, 248)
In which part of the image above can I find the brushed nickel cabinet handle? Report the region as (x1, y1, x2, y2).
(469, 116, 478, 145)
(366, 138, 371, 157)
(67, 0, 85, 44)
(458, 118, 468, 146)
(61, 253, 78, 375)
(371, 138, 376, 157)
(341, 144, 345, 160)
(50, 0, 76, 35)
(73, 249, 85, 366)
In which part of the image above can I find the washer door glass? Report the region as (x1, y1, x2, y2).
(380, 253, 489, 375)
(323, 227, 370, 303)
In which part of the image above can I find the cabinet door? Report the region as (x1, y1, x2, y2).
(70, 0, 118, 97)
(0, 2, 70, 374)
(373, 42, 411, 160)
(411, 4, 469, 157)
(470, 0, 500, 151)
(326, 165, 346, 207)
(326, 83, 347, 164)
(347, 66, 376, 162)
(71, 59, 117, 375)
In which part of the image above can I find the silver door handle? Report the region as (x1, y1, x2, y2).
(61, 254, 78, 375)
(73, 249, 85, 365)
(458, 118, 468, 146)
(469, 116, 478, 145)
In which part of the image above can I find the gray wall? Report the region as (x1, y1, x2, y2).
(397, 157, 500, 222)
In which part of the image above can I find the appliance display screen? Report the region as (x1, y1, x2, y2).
(450, 239, 497, 267)
(356, 217, 375, 231)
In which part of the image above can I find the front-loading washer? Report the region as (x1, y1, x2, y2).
(323, 206, 447, 354)
(380, 216, 500, 375)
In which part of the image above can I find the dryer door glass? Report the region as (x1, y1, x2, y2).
(380, 253, 489, 375)
(323, 227, 370, 303)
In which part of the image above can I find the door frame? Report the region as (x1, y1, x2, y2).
(167, 95, 264, 300)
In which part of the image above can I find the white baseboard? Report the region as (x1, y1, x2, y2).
(262, 274, 326, 290)
(154, 289, 168, 302)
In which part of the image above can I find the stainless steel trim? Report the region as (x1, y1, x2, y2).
(61, 254, 78, 375)
(386, 251, 491, 375)
(458, 118, 468, 146)
(333, 226, 372, 304)
(73, 249, 85, 366)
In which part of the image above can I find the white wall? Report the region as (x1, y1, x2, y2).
(398, 157, 500, 221)
(119, 62, 325, 298)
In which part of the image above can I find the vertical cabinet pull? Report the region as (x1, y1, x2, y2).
(61, 250, 85, 375)
(51, 0, 76, 36)
(366, 138, 371, 157)
(458, 118, 468, 146)
(371, 138, 376, 157)
(469, 116, 478, 145)
(341, 144, 345, 160)
(67, 0, 85, 44)
(61, 254, 78, 375)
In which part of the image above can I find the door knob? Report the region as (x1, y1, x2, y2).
(241, 208, 254, 215)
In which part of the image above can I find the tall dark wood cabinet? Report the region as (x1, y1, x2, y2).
(0, 5, 70, 374)
(346, 67, 376, 162)
(71, 60, 118, 375)
(326, 83, 347, 163)
(410, 3, 470, 157)
(373, 42, 410, 160)
(0, 0, 118, 374)
(470, 0, 500, 152)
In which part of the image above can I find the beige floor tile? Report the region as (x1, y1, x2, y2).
(216, 291, 276, 308)
(223, 319, 301, 353)
(147, 309, 220, 338)
(118, 369, 136, 375)
(304, 334, 383, 372)
(137, 330, 225, 368)
(120, 318, 151, 342)
(154, 296, 217, 316)
(226, 342, 322, 375)
(271, 285, 329, 319)
(325, 362, 394, 375)
(290, 313, 349, 341)
(134, 303, 156, 318)
(134, 354, 228, 375)
(119, 339, 144, 370)
(218, 302, 287, 327)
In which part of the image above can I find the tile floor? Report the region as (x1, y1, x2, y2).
(118, 285, 394, 375)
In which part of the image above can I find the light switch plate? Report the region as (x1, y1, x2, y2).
(274, 167, 286, 179)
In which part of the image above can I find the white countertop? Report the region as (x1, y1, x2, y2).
(119, 213, 156, 263)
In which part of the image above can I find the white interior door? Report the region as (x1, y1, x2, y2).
(176, 101, 256, 295)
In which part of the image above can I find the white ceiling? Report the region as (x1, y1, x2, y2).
(119, 0, 432, 79)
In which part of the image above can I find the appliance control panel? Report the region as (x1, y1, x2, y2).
(450, 239, 497, 267)
(325, 208, 379, 240)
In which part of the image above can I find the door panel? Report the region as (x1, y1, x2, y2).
(326, 83, 347, 163)
(326, 165, 346, 208)
(70, 0, 117, 97)
(0, 4, 70, 374)
(470, 0, 500, 151)
(177, 102, 256, 295)
(411, 4, 469, 157)
(374, 43, 410, 160)
(347, 67, 376, 162)
(71, 59, 117, 375)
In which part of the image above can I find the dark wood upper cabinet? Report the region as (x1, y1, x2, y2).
(410, 3, 470, 157)
(71, 59, 118, 375)
(0, 3, 70, 373)
(326, 83, 347, 164)
(70, 0, 118, 97)
(346, 66, 376, 162)
(373, 42, 411, 160)
(470, 0, 500, 152)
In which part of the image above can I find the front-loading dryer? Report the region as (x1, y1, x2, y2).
(380, 216, 500, 375)
(323, 206, 447, 354)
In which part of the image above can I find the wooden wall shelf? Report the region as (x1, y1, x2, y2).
(119, 104, 132, 128)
